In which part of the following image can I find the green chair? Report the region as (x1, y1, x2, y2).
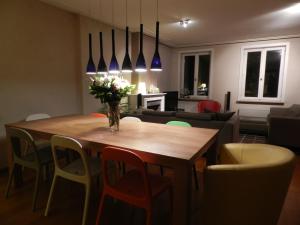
(44, 135, 101, 225)
(165, 121, 200, 190)
(166, 121, 192, 127)
(5, 127, 53, 211)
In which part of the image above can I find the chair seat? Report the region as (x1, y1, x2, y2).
(23, 147, 53, 164)
(62, 157, 101, 176)
(113, 169, 171, 198)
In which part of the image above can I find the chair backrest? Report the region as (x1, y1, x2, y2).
(90, 113, 107, 118)
(121, 116, 142, 122)
(102, 146, 151, 203)
(6, 127, 39, 164)
(25, 113, 50, 121)
(166, 121, 191, 127)
(51, 135, 91, 178)
(197, 100, 221, 113)
(203, 143, 296, 225)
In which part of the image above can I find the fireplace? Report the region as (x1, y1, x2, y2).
(128, 93, 166, 111)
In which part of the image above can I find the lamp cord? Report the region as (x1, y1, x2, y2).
(112, 0, 114, 27)
(140, 0, 142, 24)
(156, 0, 158, 21)
(99, 0, 102, 18)
(126, 0, 128, 26)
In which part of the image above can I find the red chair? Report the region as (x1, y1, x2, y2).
(95, 146, 173, 225)
(197, 100, 221, 113)
(90, 113, 107, 118)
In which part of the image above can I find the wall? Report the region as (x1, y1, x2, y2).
(171, 37, 300, 115)
(79, 16, 133, 114)
(80, 19, 173, 113)
(0, 0, 82, 168)
(131, 34, 173, 93)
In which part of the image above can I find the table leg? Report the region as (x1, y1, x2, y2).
(206, 140, 218, 165)
(173, 161, 192, 225)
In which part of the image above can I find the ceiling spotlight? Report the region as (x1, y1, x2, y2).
(180, 19, 191, 28)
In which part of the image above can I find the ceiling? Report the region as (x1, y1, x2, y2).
(40, 0, 300, 47)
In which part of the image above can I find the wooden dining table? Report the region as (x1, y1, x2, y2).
(5, 114, 219, 225)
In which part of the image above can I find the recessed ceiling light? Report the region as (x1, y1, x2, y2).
(179, 19, 191, 28)
(283, 3, 300, 14)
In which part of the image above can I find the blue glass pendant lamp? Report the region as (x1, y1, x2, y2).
(135, 0, 147, 73)
(97, 32, 108, 75)
(86, 33, 97, 75)
(122, 26, 133, 73)
(150, 21, 162, 71)
(151, 0, 162, 72)
(135, 23, 147, 72)
(109, 29, 120, 74)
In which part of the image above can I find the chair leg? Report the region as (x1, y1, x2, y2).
(169, 187, 173, 213)
(193, 164, 199, 190)
(146, 208, 152, 225)
(95, 192, 106, 225)
(32, 168, 41, 211)
(169, 187, 173, 225)
(82, 183, 91, 225)
(160, 166, 164, 176)
(5, 164, 15, 198)
(45, 174, 58, 216)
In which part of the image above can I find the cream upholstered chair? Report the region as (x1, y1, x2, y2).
(202, 143, 295, 225)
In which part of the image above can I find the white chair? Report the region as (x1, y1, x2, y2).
(25, 113, 51, 149)
(121, 116, 142, 122)
(26, 113, 51, 121)
(45, 135, 101, 225)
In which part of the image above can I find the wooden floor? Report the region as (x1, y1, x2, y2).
(0, 157, 300, 225)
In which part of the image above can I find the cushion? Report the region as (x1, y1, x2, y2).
(216, 112, 235, 121)
(204, 108, 214, 113)
(175, 112, 213, 121)
(142, 110, 176, 117)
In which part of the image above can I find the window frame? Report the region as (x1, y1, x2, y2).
(238, 43, 289, 103)
(179, 50, 213, 99)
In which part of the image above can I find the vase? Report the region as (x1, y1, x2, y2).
(107, 101, 120, 132)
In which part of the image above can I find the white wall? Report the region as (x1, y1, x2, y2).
(0, 0, 82, 168)
(79, 16, 134, 114)
(133, 34, 173, 92)
(79, 19, 173, 113)
(171, 37, 300, 116)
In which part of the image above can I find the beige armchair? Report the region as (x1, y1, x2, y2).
(202, 143, 295, 225)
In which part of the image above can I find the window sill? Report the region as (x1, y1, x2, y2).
(236, 100, 284, 105)
(179, 96, 209, 102)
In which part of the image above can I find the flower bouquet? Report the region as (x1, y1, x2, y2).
(89, 75, 135, 131)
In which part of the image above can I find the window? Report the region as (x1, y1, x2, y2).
(239, 44, 288, 103)
(181, 52, 211, 97)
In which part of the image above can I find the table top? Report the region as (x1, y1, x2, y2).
(6, 115, 218, 163)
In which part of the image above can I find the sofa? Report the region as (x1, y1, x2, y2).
(121, 110, 240, 163)
(268, 104, 300, 148)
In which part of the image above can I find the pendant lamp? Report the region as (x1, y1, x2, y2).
(122, 0, 133, 73)
(86, 33, 96, 75)
(150, 21, 162, 71)
(151, 0, 162, 71)
(122, 27, 133, 73)
(97, 32, 107, 74)
(135, 0, 147, 73)
(109, 0, 120, 74)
